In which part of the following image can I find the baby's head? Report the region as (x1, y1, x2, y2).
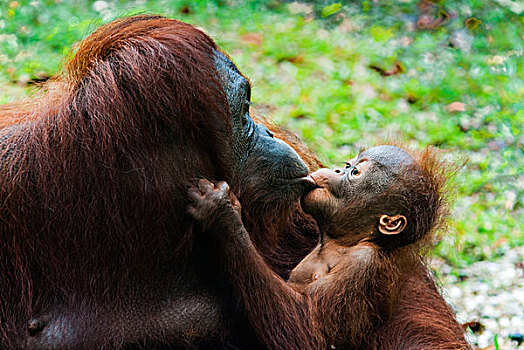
(302, 145, 450, 250)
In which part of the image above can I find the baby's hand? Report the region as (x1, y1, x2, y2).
(187, 179, 241, 226)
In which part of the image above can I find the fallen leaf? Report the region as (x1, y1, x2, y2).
(277, 55, 304, 64)
(178, 5, 191, 14)
(465, 17, 481, 30)
(240, 33, 263, 46)
(462, 321, 484, 334)
(446, 102, 466, 112)
(322, 3, 341, 18)
(369, 61, 404, 77)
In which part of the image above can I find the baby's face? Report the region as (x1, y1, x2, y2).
(302, 145, 414, 236)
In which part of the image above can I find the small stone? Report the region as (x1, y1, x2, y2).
(499, 317, 511, 329)
(477, 330, 493, 348)
(488, 55, 506, 65)
(448, 286, 463, 299)
(480, 305, 500, 319)
(288, 2, 313, 15)
(93, 1, 108, 12)
(450, 30, 473, 52)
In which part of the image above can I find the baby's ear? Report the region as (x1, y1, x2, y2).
(378, 215, 407, 235)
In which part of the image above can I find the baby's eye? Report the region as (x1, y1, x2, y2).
(351, 167, 360, 176)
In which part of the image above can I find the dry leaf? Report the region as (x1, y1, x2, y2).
(240, 33, 263, 46)
(446, 102, 466, 112)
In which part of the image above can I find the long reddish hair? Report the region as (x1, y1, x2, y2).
(0, 15, 234, 346)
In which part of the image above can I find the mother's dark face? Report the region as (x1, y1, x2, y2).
(213, 51, 315, 211)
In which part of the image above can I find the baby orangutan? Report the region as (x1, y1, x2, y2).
(188, 145, 470, 350)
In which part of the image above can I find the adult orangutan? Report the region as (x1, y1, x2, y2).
(0, 15, 320, 349)
(188, 145, 472, 350)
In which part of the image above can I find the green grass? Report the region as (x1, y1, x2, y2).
(1, 0, 522, 266)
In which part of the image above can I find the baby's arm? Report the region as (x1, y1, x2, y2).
(188, 179, 323, 350)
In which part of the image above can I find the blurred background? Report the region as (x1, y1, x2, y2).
(0, 0, 522, 348)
